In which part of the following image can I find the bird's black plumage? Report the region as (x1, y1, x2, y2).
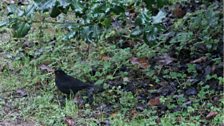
(55, 69, 93, 95)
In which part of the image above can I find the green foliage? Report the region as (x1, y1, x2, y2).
(143, 0, 169, 11)
(12, 22, 31, 38)
(187, 64, 197, 74)
(0, 0, 169, 43)
(119, 91, 137, 109)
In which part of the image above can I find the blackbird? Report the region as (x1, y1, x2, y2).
(54, 69, 94, 95)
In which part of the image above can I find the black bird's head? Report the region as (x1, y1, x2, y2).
(54, 69, 66, 76)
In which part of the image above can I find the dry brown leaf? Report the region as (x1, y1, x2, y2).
(64, 116, 75, 126)
(191, 56, 207, 63)
(100, 55, 111, 61)
(156, 53, 175, 65)
(111, 112, 118, 117)
(206, 111, 218, 120)
(148, 97, 160, 106)
(130, 57, 149, 69)
(130, 109, 138, 119)
(172, 4, 186, 18)
(39, 64, 54, 72)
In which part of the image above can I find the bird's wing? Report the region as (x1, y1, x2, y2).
(66, 75, 93, 88)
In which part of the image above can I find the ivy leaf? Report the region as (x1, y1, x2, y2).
(101, 18, 111, 28)
(143, 32, 157, 45)
(35, 0, 57, 11)
(135, 9, 151, 25)
(7, 4, 24, 16)
(0, 20, 9, 28)
(92, 3, 107, 13)
(131, 26, 143, 37)
(58, 0, 70, 8)
(70, 0, 84, 14)
(95, 79, 104, 85)
(24, 4, 36, 16)
(50, 2, 61, 18)
(110, 5, 125, 15)
(62, 31, 76, 41)
(152, 10, 166, 24)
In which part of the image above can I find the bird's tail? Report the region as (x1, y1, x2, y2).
(86, 84, 104, 104)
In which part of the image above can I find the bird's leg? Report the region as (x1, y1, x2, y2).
(86, 87, 95, 104)
(66, 91, 75, 99)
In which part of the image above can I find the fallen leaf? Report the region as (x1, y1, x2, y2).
(191, 56, 207, 63)
(130, 57, 149, 69)
(156, 53, 175, 65)
(111, 112, 118, 117)
(130, 109, 138, 118)
(100, 55, 111, 61)
(172, 4, 186, 18)
(136, 104, 145, 112)
(130, 57, 139, 64)
(123, 77, 129, 82)
(39, 64, 54, 72)
(148, 97, 160, 106)
(206, 112, 218, 120)
(64, 116, 75, 126)
(16, 89, 27, 97)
